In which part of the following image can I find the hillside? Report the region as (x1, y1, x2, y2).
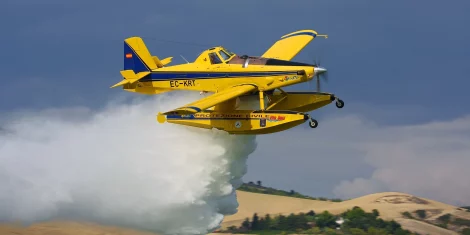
(238, 182, 343, 202)
(1, 189, 469, 235)
(220, 191, 470, 235)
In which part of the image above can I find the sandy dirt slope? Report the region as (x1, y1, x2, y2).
(394, 218, 459, 235)
(1, 191, 468, 235)
(0, 221, 159, 235)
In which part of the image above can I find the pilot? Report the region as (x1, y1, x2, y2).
(209, 53, 221, 64)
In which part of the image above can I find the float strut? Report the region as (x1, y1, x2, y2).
(259, 90, 265, 111)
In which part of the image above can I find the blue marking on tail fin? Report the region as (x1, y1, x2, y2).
(124, 42, 149, 73)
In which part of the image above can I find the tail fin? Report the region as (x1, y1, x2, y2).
(124, 37, 158, 72)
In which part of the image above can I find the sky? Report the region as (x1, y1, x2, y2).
(1, 0, 470, 207)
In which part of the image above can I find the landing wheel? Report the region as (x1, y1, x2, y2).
(335, 99, 344, 108)
(309, 118, 318, 128)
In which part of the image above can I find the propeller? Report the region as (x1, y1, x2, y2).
(311, 57, 328, 92)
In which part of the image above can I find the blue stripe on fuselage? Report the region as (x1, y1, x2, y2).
(140, 71, 299, 81)
(167, 115, 255, 120)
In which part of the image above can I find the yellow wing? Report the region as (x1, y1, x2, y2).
(163, 84, 257, 115)
(262, 29, 326, 61)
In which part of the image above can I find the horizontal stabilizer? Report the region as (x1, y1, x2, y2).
(152, 56, 173, 68)
(160, 57, 173, 66)
(110, 70, 149, 88)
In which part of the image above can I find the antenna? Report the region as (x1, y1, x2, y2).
(180, 55, 190, 64)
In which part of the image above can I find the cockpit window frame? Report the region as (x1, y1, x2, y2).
(223, 48, 235, 57)
(208, 52, 223, 64)
(218, 50, 232, 61)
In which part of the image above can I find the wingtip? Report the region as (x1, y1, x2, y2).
(157, 112, 166, 123)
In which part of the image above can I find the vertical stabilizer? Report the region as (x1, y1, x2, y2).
(124, 37, 158, 73)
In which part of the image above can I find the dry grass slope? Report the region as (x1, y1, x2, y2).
(1, 191, 469, 235)
(220, 191, 469, 235)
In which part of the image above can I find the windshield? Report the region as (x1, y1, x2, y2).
(222, 48, 235, 57)
(208, 52, 222, 64)
(218, 50, 232, 61)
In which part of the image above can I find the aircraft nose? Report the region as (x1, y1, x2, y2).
(305, 67, 315, 78)
(314, 66, 327, 74)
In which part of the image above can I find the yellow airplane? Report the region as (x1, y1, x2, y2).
(111, 29, 344, 135)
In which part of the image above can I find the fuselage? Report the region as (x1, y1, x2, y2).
(122, 46, 318, 95)
(115, 34, 342, 135)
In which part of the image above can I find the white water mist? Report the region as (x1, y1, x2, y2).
(0, 93, 257, 234)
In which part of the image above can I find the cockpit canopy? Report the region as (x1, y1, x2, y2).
(194, 46, 236, 65)
(194, 46, 315, 67)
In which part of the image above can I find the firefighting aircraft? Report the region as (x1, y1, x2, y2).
(111, 29, 344, 134)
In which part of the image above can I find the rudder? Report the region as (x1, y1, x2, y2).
(124, 37, 158, 73)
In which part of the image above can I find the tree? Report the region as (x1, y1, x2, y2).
(278, 215, 289, 231)
(251, 213, 260, 230)
(258, 218, 267, 230)
(324, 227, 339, 235)
(290, 189, 295, 195)
(307, 210, 316, 216)
(372, 209, 380, 217)
(316, 211, 337, 228)
(415, 209, 427, 219)
(264, 214, 273, 229)
(437, 213, 451, 224)
(366, 227, 388, 235)
(286, 213, 307, 231)
(343, 207, 369, 230)
(309, 227, 321, 234)
(349, 228, 367, 235)
(257, 180, 262, 186)
(462, 228, 470, 235)
(241, 217, 250, 230)
(384, 220, 402, 234)
(402, 211, 413, 219)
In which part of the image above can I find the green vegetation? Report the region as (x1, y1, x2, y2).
(238, 181, 344, 202)
(401, 211, 413, 219)
(415, 210, 427, 219)
(461, 206, 470, 212)
(414, 211, 470, 234)
(453, 217, 470, 227)
(437, 213, 451, 224)
(462, 228, 470, 235)
(218, 207, 418, 235)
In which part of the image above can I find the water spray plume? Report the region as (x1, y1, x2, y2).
(0, 92, 258, 235)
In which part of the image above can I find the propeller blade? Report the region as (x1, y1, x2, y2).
(308, 51, 329, 92)
(316, 74, 321, 92)
(323, 71, 328, 82)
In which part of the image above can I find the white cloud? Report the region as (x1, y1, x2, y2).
(248, 111, 470, 206)
(333, 115, 470, 205)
